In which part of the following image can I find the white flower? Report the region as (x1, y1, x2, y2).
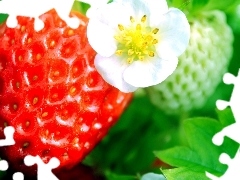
(87, 0, 190, 93)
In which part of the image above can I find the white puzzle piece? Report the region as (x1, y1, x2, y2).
(213, 70, 240, 145)
(0, 160, 8, 171)
(206, 69, 240, 179)
(0, 0, 108, 31)
(0, 126, 15, 146)
(24, 155, 60, 180)
(12, 172, 24, 180)
(0, 0, 80, 31)
(206, 149, 240, 180)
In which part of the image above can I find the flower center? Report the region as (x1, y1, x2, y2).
(114, 15, 159, 64)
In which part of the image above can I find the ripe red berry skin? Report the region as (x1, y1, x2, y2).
(0, 10, 132, 175)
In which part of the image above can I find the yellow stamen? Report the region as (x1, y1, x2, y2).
(136, 24, 141, 30)
(114, 35, 121, 41)
(118, 24, 124, 31)
(116, 50, 123, 55)
(114, 15, 159, 63)
(149, 51, 155, 57)
(146, 35, 153, 41)
(141, 15, 147, 23)
(136, 52, 141, 56)
(152, 28, 159, 34)
(139, 56, 144, 60)
(130, 16, 135, 23)
(128, 49, 134, 56)
(127, 57, 134, 64)
(152, 39, 158, 44)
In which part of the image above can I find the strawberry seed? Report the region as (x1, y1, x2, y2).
(13, 104, 18, 111)
(32, 75, 38, 81)
(42, 112, 48, 118)
(36, 53, 41, 60)
(68, 30, 74, 36)
(25, 121, 30, 127)
(16, 82, 20, 89)
(23, 142, 29, 148)
(32, 97, 39, 105)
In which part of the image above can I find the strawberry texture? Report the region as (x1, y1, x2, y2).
(0, 10, 132, 175)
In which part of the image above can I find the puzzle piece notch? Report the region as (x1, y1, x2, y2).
(0, 0, 82, 31)
(0, 160, 8, 171)
(216, 100, 230, 111)
(24, 155, 60, 180)
(12, 172, 24, 180)
(0, 126, 15, 147)
(216, 70, 240, 122)
(222, 72, 236, 84)
(206, 148, 240, 180)
(213, 69, 240, 146)
(212, 122, 240, 146)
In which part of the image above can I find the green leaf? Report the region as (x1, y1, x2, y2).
(216, 108, 235, 127)
(162, 167, 209, 180)
(155, 115, 239, 179)
(0, 14, 8, 24)
(155, 146, 201, 168)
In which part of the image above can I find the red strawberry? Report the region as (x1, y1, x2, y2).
(0, 10, 132, 175)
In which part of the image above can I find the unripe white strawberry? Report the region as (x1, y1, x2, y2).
(146, 10, 234, 114)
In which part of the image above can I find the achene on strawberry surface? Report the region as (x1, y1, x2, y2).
(0, 10, 132, 175)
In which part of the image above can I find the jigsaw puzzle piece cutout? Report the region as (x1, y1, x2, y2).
(0, 160, 8, 171)
(0, 126, 15, 146)
(13, 172, 24, 180)
(0, 0, 82, 31)
(214, 70, 240, 146)
(222, 70, 240, 121)
(53, 0, 81, 29)
(212, 123, 240, 146)
(222, 72, 236, 85)
(216, 100, 230, 111)
(226, 70, 240, 122)
(218, 70, 240, 121)
(206, 148, 240, 180)
(0, 0, 49, 31)
(24, 155, 60, 180)
(0, 159, 24, 179)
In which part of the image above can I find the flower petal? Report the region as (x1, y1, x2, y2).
(120, 0, 168, 21)
(83, 0, 109, 18)
(87, 19, 117, 57)
(94, 54, 138, 92)
(90, 2, 132, 29)
(123, 56, 178, 87)
(155, 8, 190, 58)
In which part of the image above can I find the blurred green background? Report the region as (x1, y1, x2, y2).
(0, 0, 240, 179)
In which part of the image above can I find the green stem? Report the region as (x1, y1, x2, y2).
(72, 0, 84, 14)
